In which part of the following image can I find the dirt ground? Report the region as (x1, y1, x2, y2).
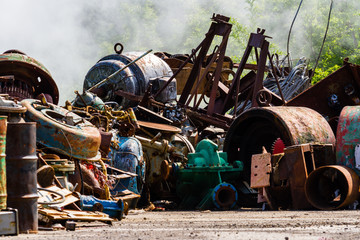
(3, 209, 360, 240)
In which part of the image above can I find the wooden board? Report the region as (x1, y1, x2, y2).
(38, 208, 113, 225)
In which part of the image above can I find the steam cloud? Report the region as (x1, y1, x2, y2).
(0, 0, 358, 104)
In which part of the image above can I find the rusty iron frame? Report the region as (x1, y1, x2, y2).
(154, 17, 286, 130)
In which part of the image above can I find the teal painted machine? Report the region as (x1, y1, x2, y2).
(175, 139, 243, 210)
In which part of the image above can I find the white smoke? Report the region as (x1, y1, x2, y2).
(0, 0, 358, 104)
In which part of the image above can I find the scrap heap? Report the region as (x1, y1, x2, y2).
(0, 13, 360, 236)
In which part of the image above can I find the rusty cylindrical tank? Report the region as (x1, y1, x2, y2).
(336, 106, 360, 175)
(305, 165, 360, 210)
(83, 47, 176, 108)
(0, 116, 7, 210)
(224, 106, 336, 183)
(6, 122, 38, 233)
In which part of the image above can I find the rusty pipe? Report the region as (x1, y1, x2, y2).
(305, 165, 360, 210)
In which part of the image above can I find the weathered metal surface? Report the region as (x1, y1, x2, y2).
(0, 209, 18, 236)
(287, 63, 360, 128)
(0, 116, 6, 210)
(250, 152, 271, 188)
(136, 133, 194, 201)
(264, 143, 335, 210)
(336, 106, 360, 175)
(84, 50, 175, 107)
(22, 99, 101, 159)
(109, 134, 144, 195)
(176, 139, 242, 210)
(305, 165, 360, 210)
(79, 195, 124, 220)
(224, 106, 335, 183)
(6, 122, 38, 233)
(284, 144, 315, 209)
(0, 96, 26, 123)
(0, 51, 59, 104)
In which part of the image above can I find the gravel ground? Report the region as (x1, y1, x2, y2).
(3, 209, 360, 240)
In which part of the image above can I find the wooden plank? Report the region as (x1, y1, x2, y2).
(250, 153, 271, 188)
(38, 208, 113, 222)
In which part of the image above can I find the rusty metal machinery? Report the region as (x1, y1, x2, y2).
(135, 122, 194, 201)
(155, 15, 295, 132)
(175, 139, 243, 210)
(305, 165, 360, 210)
(83, 45, 176, 108)
(0, 50, 59, 104)
(287, 60, 360, 131)
(224, 106, 336, 187)
(22, 99, 101, 160)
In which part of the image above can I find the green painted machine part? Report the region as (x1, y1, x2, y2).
(176, 139, 243, 210)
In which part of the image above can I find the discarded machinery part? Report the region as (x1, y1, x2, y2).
(87, 49, 153, 93)
(336, 106, 360, 175)
(272, 138, 285, 154)
(37, 165, 55, 188)
(114, 43, 124, 54)
(0, 95, 27, 114)
(176, 139, 243, 210)
(138, 120, 181, 133)
(79, 195, 125, 220)
(0, 97, 27, 122)
(0, 51, 59, 104)
(256, 89, 272, 106)
(72, 91, 105, 110)
(0, 116, 6, 210)
(224, 106, 336, 183)
(22, 99, 101, 160)
(99, 130, 113, 155)
(137, 133, 194, 197)
(287, 63, 360, 122)
(305, 165, 360, 210)
(160, 160, 171, 180)
(212, 183, 238, 209)
(127, 108, 140, 129)
(84, 51, 174, 107)
(109, 134, 144, 195)
(6, 122, 38, 233)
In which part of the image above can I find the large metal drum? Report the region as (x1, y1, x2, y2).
(336, 106, 360, 175)
(6, 122, 38, 233)
(305, 165, 360, 210)
(224, 106, 335, 182)
(0, 116, 7, 210)
(83, 50, 176, 107)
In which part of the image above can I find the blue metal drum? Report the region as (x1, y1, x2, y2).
(108, 134, 144, 195)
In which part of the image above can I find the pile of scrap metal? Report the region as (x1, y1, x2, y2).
(82, 13, 360, 212)
(0, 50, 135, 235)
(2, 12, 360, 236)
(80, 13, 323, 211)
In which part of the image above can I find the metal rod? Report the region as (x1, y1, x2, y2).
(88, 49, 152, 92)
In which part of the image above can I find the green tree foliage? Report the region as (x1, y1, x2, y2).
(81, 0, 360, 84)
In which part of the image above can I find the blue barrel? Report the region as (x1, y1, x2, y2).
(84, 51, 176, 107)
(108, 134, 144, 195)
